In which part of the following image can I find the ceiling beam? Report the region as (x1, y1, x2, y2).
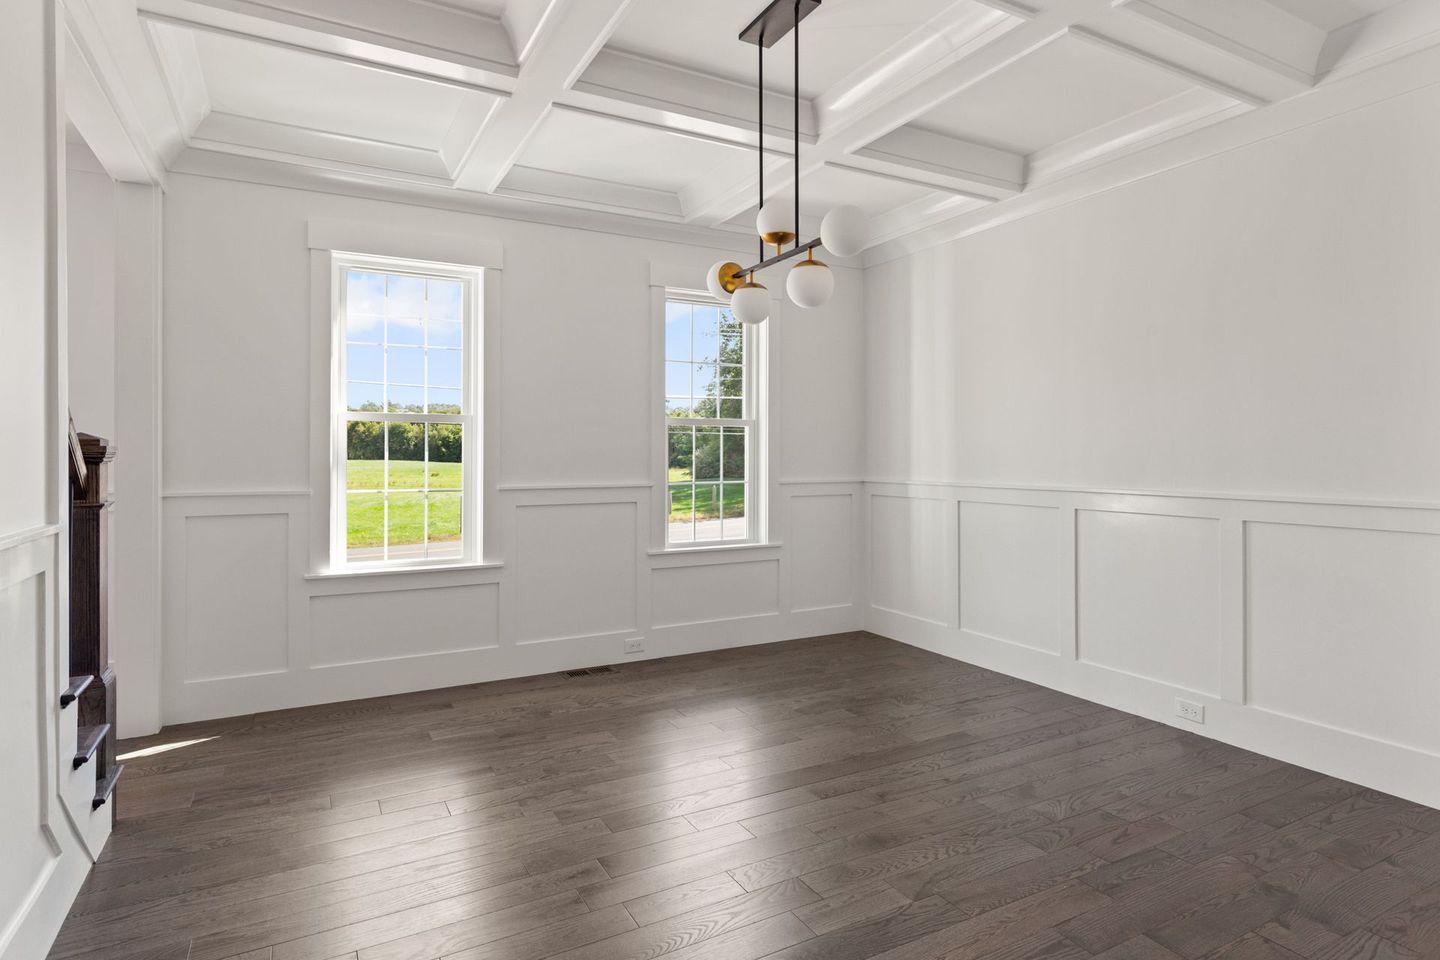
(1319, 0, 1440, 79)
(1074, 18, 1307, 106)
(64, 0, 187, 173)
(497, 165, 684, 220)
(1116, 0, 1324, 87)
(846, 126, 1025, 200)
(1025, 86, 1243, 185)
(143, 19, 209, 142)
(450, 0, 635, 195)
(565, 49, 817, 151)
(137, 0, 518, 89)
(192, 111, 454, 179)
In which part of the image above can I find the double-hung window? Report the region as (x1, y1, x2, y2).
(332, 255, 480, 568)
(664, 296, 758, 546)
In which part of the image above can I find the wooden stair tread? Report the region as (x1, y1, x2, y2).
(74, 723, 110, 769)
(60, 674, 93, 707)
(92, 763, 123, 810)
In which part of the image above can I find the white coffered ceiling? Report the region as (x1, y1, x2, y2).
(79, 0, 1434, 256)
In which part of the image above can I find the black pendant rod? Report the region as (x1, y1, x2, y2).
(756, 39, 763, 268)
(793, 0, 800, 253)
(739, 236, 821, 278)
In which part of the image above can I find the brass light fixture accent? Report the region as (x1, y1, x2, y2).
(760, 229, 797, 251)
(715, 260, 743, 295)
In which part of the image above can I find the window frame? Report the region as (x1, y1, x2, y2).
(660, 290, 764, 550)
(329, 252, 483, 571)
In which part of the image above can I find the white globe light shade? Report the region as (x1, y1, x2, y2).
(755, 203, 793, 243)
(820, 204, 868, 258)
(786, 259, 833, 308)
(730, 281, 770, 325)
(705, 260, 735, 301)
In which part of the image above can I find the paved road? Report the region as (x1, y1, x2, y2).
(347, 542, 461, 562)
(348, 520, 746, 560)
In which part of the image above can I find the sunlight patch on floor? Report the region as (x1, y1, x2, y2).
(116, 736, 218, 761)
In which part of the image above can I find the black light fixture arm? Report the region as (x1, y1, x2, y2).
(738, 236, 822, 278)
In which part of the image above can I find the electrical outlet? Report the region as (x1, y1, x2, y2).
(1176, 698, 1205, 724)
(623, 638, 644, 656)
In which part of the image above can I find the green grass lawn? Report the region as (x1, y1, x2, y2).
(667, 477, 744, 521)
(347, 459, 461, 490)
(346, 459, 461, 548)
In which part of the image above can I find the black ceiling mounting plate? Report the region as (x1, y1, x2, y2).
(739, 0, 821, 47)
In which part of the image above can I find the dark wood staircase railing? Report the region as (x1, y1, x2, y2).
(68, 419, 122, 819)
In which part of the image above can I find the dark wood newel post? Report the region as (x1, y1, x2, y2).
(70, 426, 120, 818)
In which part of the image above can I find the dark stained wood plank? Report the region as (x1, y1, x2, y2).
(1308, 929, 1423, 960)
(1205, 934, 1305, 959)
(1079, 849, 1191, 897)
(43, 633, 1440, 960)
(1369, 883, 1440, 956)
(791, 880, 911, 935)
(1298, 860, 1429, 937)
(425, 905, 636, 960)
(545, 878, 818, 960)
(1090, 937, 1186, 960)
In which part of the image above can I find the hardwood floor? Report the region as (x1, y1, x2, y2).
(50, 632, 1440, 960)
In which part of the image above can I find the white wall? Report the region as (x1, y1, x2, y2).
(157, 173, 866, 725)
(1, 2, 116, 957)
(66, 154, 117, 443)
(863, 80, 1440, 808)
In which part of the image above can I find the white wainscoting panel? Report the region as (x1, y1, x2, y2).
(1, 530, 109, 960)
(182, 513, 290, 681)
(865, 482, 1440, 809)
(0, 570, 53, 950)
(158, 484, 866, 725)
(959, 501, 1061, 655)
(1248, 521, 1440, 757)
(789, 493, 855, 613)
(870, 494, 951, 626)
(1077, 510, 1222, 697)
(513, 501, 637, 643)
(652, 560, 780, 628)
(310, 583, 500, 668)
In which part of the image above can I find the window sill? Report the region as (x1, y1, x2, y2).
(305, 561, 503, 583)
(648, 542, 782, 566)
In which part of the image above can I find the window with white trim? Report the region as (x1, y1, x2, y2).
(332, 254, 480, 568)
(664, 295, 758, 546)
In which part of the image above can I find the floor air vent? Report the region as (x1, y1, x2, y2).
(563, 665, 616, 678)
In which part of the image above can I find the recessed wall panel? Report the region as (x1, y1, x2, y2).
(1248, 522, 1440, 755)
(183, 513, 289, 681)
(515, 502, 636, 642)
(652, 560, 779, 628)
(1077, 510, 1220, 695)
(0, 573, 52, 938)
(790, 494, 854, 612)
(960, 501, 1060, 654)
(310, 583, 499, 667)
(870, 495, 949, 625)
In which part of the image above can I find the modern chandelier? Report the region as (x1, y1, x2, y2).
(705, 0, 867, 324)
